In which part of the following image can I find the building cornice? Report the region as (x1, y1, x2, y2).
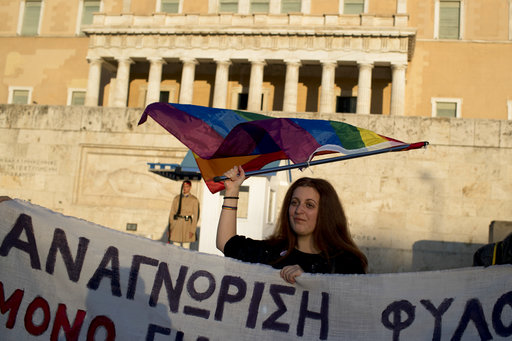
(84, 12, 412, 31)
(83, 13, 416, 61)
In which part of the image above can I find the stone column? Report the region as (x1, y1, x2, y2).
(113, 57, 133, 107)
(85, 57, 103, 106)
(390, 63, 407, 116)
(356, 62, 374, 114)
(283, 59, 301, 113)
(319, 60, 337, 113)
(213, 59, 231, 108)
(146, 57, 166, 105)
(248, 59, 266, 111)
(179, 58, 198, 105)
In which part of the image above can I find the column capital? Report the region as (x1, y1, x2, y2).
(391, 62, 408, 71)
(116, 56, 134, 64)
(249, 59, 267, 66)
(147, 57, 167, 65)
(180, 57, 198, 65)
(86, 56, 103, 65)
(320, 60, 337, 67)
(284, 59, 302, 66)
(357, 61, 374, 69)
(214, 58, 232, 66)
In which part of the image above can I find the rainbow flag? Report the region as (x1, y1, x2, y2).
(139, 103, 427, 193)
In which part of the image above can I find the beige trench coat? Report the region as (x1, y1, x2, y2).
(169, 194, 200, 243)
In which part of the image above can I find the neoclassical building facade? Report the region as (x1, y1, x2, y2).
(83, 9, 413, 117)
(1, 0, 512, 119)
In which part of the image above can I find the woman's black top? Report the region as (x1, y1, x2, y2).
(224, 235, 365, 275)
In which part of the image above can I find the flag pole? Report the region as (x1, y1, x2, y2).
(213, 141, 428, 182)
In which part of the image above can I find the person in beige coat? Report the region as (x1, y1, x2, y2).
(168, 180, 200, 248)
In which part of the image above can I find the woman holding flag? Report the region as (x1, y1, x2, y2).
(217, 166, 367, 284)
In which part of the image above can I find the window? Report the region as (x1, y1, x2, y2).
(237, 93, 248, 110)
(9, 87, 32, 104)
(159, 91, 170, 103)
(81, 0, 100, 26)
(251, 0, 269, 13)
(431, 98, 462, 118)
(219, 0, 238, 13)
(336, 96, 357, 113)
(160, 0, 179, 13)
(507, 100, 512, 120)
(437, 0, 462, 39)
(20, 0, 42, 36)
(343, 0, 364, 14)
(281, 0, 301, 13)
(68, 89, 86, 105)
(126, 223, 137, 231)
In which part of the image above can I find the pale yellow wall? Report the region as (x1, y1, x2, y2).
(193, 80, 213, 107)
(410, 0, 511, 41)
(369, 0, 397, 15)
(408, 1, 435, 39)
(183, 0, 210, 14)
(0, 1, 20, 34)
(465, 0, 509, 40)
(104, 0, 125, 15)
(41, 0, 79, 35)
(128, 78, 146, 108)
(131, 0, 157, 15)
(0, 37, 89, 105)
(310, 0, 339, 14)
(408, 41, 512, 119)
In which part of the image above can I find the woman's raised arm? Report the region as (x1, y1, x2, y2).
(216, 166, 246, 253)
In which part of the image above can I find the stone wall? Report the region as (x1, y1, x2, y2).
(1, 104, 511, 273)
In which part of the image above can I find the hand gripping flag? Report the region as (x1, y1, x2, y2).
(138, 103, 428, 193)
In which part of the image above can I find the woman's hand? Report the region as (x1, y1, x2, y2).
(280, 265, 304, 284)
(223, 165, 246, 195)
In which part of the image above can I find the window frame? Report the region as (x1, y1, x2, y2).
(250, 0, 270, 13)
(338, 0, 370, 15)
(156, 0, 183, 13)
(8, 86, 33, 104)
(434, 0, 465, 40)
(339, 0, 368, 15)
(281, 0, 302, 13)
(218, 0, 240, 13)
(67, 88, 87, 106)
(431, 97, 462, 118)
(76, 0, 103, 35)
(17, 0, 44, 36)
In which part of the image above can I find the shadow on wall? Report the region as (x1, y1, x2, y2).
(411, 240, 484, 272)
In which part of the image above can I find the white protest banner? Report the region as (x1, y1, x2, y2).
(1, 198, 511, 340)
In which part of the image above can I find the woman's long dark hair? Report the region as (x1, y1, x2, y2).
(267, 177, 368, 272)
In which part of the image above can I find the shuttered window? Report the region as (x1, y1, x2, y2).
(71, 91, 86, 105)
(21, 0, 42, 36)
(436, 102, 457, 117)
(439, 1, 461, 39)
(251, 0, 269, 13)
(344, 0, 364, 14)
(81, 0, 100, 25)
(161, 0, 179, 13)
(219, 0, 238, 12)
(282, 0, 301, 13)
(12, 90, 30, 104)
